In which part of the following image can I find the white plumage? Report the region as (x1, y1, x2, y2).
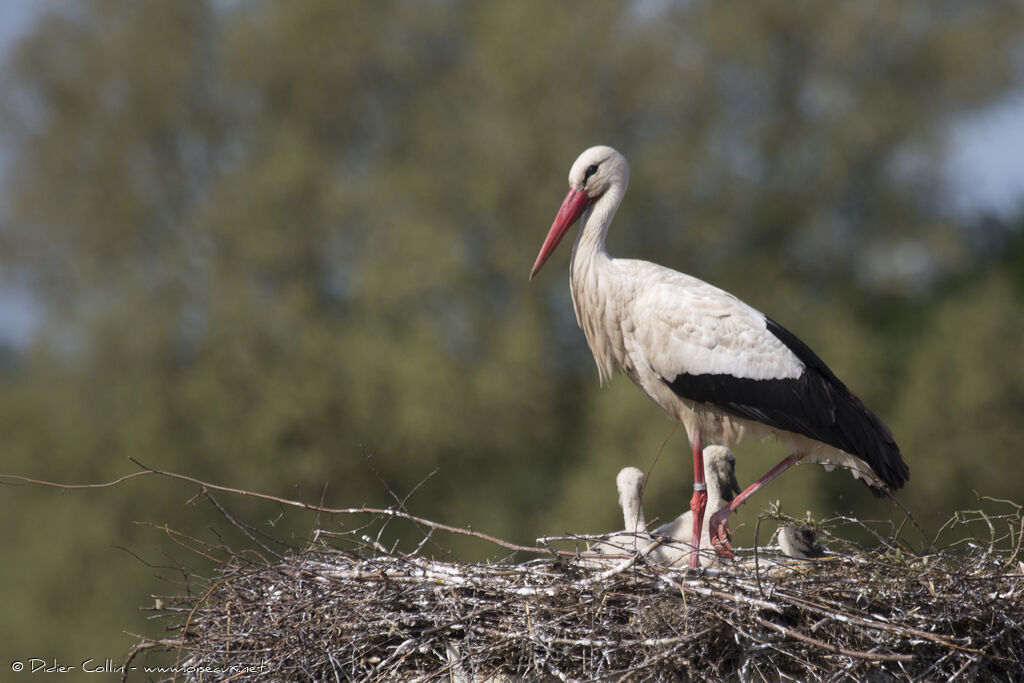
(531, 146, 909, 567)
(778, 526, 826, 560)
(588, 467, 650, 558)
(588, 448, 740, 567)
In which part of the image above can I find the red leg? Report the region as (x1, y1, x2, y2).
(708, 451, 807, 551)
(688, 430, 707, 568)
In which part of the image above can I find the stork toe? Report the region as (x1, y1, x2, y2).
(708, 509, 734, 557)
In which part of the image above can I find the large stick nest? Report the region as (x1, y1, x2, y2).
(132, 498, 1024, 682)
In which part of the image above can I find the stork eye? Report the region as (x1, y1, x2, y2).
(584, 164, 599, 180)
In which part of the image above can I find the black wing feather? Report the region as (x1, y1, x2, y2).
(663, 317, 909, 490)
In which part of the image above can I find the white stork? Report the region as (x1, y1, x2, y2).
(588, 467, 652, 558)
(590, 448, 739, 567)
(530, 145, 909, 568)
(777, 526, 826, 560)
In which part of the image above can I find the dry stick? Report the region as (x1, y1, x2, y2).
(728, 618, 824, 677)
(1, 461, 573, 557)
(201, 488, 291, 561)
(753, 514, 765, 598)
(120, 639, 166, 683)
(137, 521, 227, 564)
(663, 573, 984, 656)
(160, 574, 245, 683)
(1, 469, 152, 490)
(643, 422, 678, 502)
(776, 590, 982, 654)
(750, 614, 914, 663)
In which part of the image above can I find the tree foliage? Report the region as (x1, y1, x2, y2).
(1, 0, 1023, 663)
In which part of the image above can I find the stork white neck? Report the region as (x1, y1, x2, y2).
(616, 467, 647, 535)
(570, 178, 625, 275)
(569, 174, 629, 384)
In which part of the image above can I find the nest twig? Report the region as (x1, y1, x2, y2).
(129, 495, 1024, 682)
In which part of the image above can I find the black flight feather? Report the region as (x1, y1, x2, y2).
(663, 317, 909, 490)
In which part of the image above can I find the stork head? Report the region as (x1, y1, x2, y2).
(704, 445, 742, 502)
(616, 466, 645, 504)
(615, 466, 646, 532)
(567, 145, 628, 198)
(530, 146, 629, 279)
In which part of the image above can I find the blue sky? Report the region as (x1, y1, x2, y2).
(946, 91, 1024, 218)
(0, 3, 46, 345)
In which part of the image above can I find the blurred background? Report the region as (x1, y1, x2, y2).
(2, 0, 1024, 668)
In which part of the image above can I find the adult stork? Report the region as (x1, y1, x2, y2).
(529, 146, 909, 568)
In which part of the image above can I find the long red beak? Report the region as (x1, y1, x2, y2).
(530, 188, 591, 279)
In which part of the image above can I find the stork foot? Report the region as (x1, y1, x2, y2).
(708, 508, 735, 557)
